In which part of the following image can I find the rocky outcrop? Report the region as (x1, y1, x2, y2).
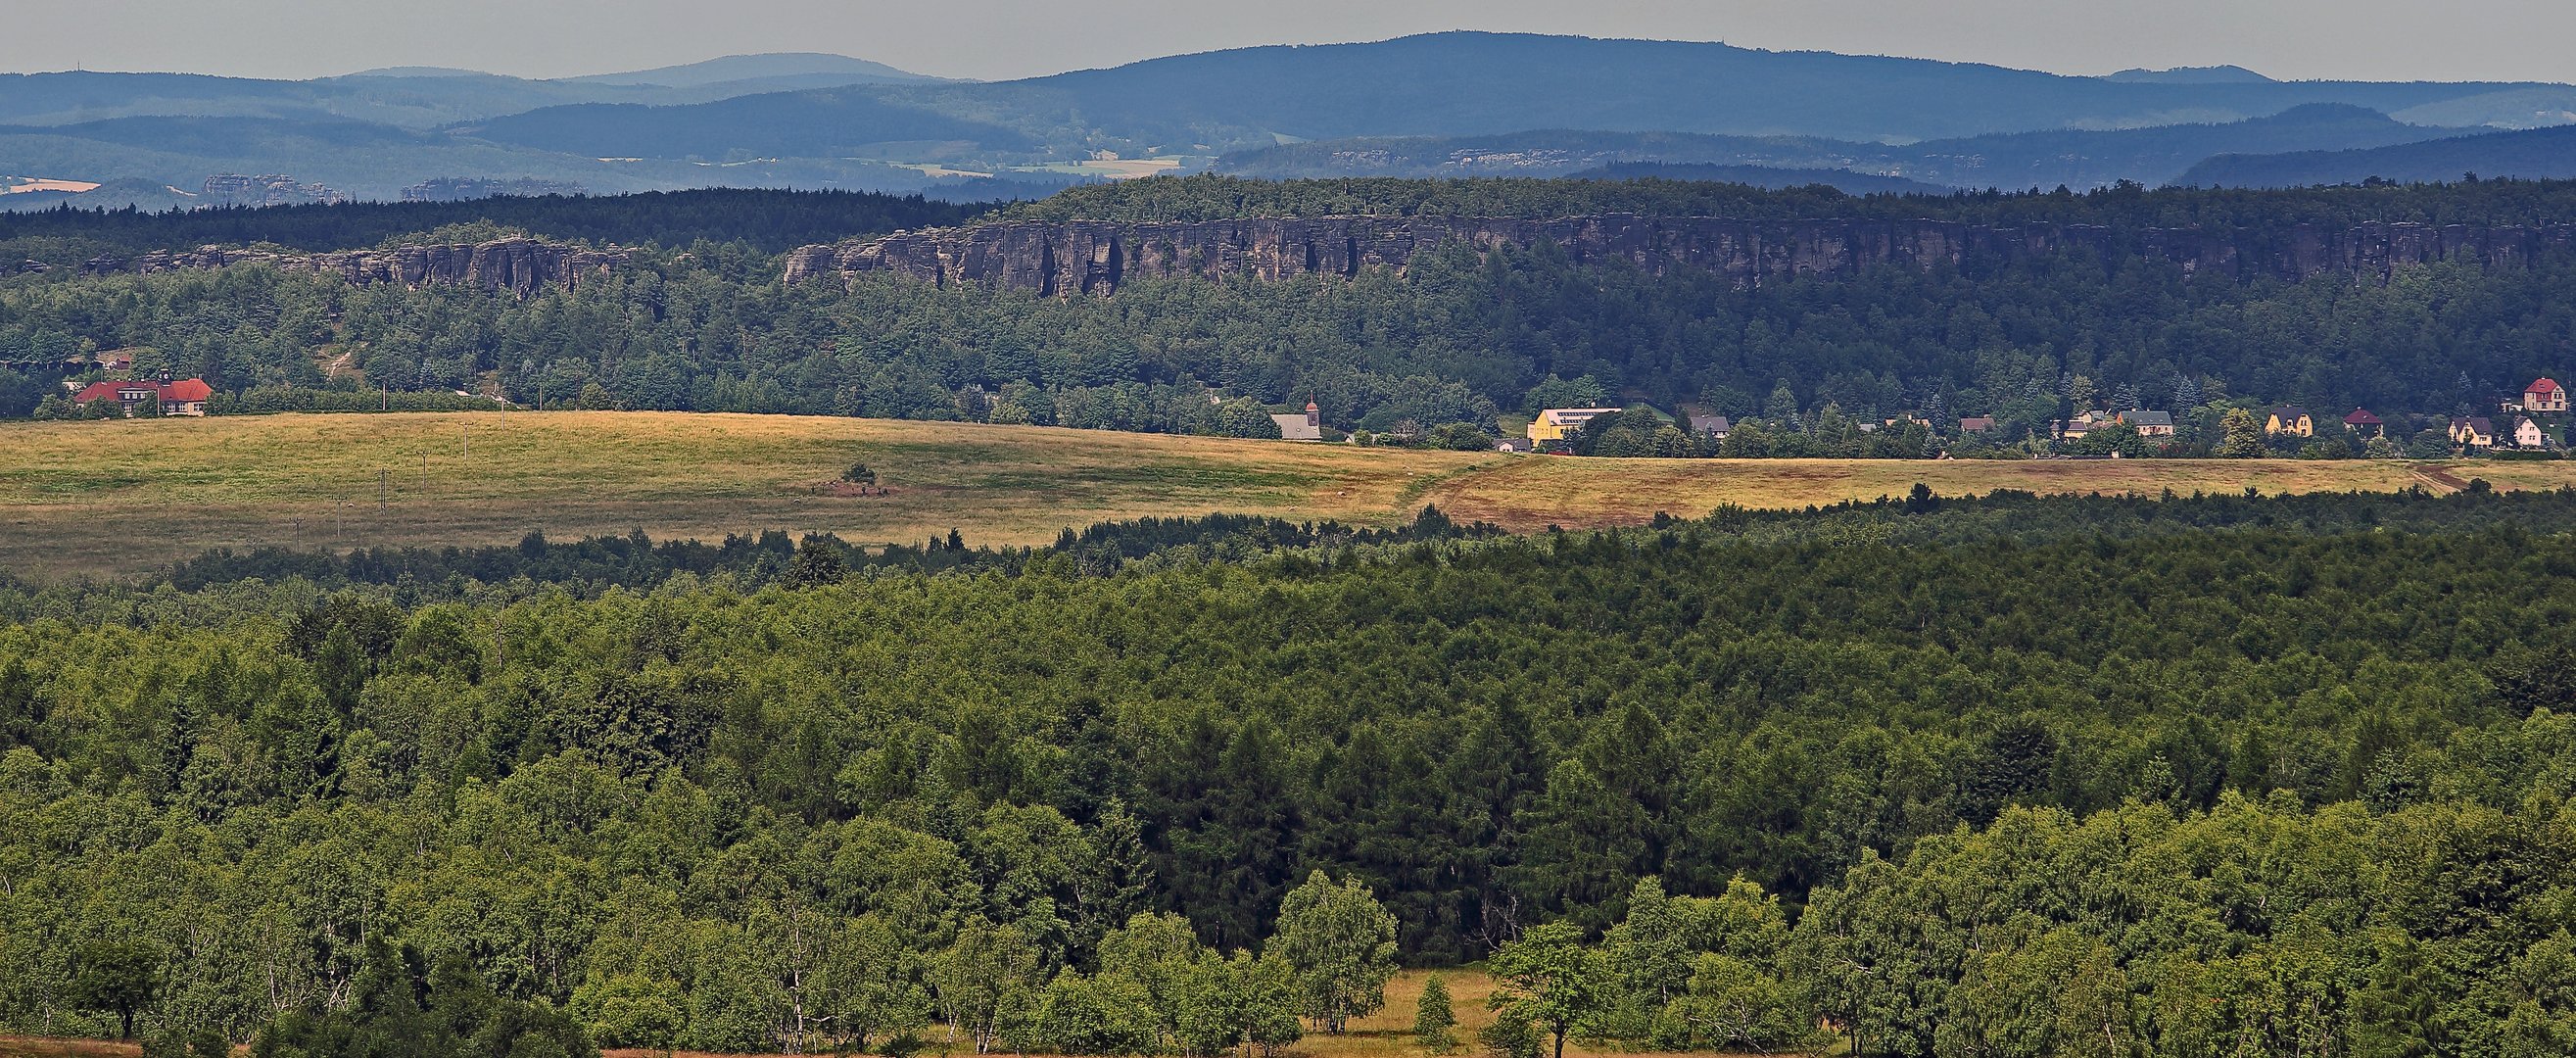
(784, 216, 2576, 294)
(79, 238, 626, 296)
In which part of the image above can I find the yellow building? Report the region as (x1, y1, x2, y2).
(1528, 408, 1623, 446)
(2452, 416, 2496, 448)
(2264, 406, 2314, 437)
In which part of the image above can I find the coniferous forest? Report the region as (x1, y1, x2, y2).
(8, 490, 2576, 1055)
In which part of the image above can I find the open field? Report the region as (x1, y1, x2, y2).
(5, 411, 2574, 577)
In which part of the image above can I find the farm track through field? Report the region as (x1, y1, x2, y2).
(2410, 466, 2472, 493)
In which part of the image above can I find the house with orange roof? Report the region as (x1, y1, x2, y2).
(72, 377, 213, 416)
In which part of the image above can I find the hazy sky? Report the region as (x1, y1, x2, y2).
(11, 0, 2575, 83)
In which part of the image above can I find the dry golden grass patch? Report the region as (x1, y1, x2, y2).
(0, 412, 1492, 577)
(6, 411, 2573, 578)
(1413, 456, 2503, 532)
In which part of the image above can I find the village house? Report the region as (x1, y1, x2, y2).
(2526, 378, 2567, 413)
(1687, 413, 1732, 441)
(2517, 415, 2548, 449)
(2057, 409, 2113, 440)
(2453, 416, 2498, 449)
(2342, 409, 2385, 438)
(2265, 406, 2314, 437)
(1270, 401, 1323, 442)
(2118, 409, 2176, 437)
(72, 377, 213, 416)
(1958, 415, 1996, 435)
(1528, 407, 1621, 447)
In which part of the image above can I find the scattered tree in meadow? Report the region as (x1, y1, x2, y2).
(1487, 922, 1610, 1058)
(1272, 871, 1401, 1034)
(1413, 975, 1458, 1053)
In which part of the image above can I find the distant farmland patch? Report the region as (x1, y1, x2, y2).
(3, 411, 2568, 577)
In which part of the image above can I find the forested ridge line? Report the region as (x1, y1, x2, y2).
(21, 176, 2576, 433)
(10, 506, 2576, 1053)
(998, 173, 2576, 229)
(18, 230, 2576, 432)
(0, 188, 993, 264)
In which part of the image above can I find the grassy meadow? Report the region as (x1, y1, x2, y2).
(3, 410, 2570, 577)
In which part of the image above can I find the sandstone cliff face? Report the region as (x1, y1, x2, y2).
(78, 238, 626, 296)
(783, 216, 2576, 294)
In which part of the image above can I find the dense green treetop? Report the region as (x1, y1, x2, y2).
(5, 497, 2576, 1053)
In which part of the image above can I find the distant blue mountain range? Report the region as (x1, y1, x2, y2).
(12, 33, 2576, 208)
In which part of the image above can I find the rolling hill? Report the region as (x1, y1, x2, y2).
(1214, 106, 2465, 190)
(457, 88, 1035, 162)
(1894, 103, 2467, 188)
(0, 54, 943, 132)
(1566, 163, 1952, 195)
(739, 32, 2571, 156)
(10, 33, 2576, 205)
(562, 52, 943, 88)
(2179, 123, 2576, 187)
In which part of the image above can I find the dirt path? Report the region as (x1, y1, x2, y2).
(2409, 466, 2471, 493)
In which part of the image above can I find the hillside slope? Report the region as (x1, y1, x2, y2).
(633, 32, 2572, 159)
(2182, 123, 2576, 187)
(1214, 106, 2465, 189)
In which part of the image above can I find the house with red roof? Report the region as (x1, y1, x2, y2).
(2525, 378, 2566, 413)
(72, 377, 213, 416)
(2342, 408, 2385, 438)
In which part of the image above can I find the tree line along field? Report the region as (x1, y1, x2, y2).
(0, 971, 1691, 1058)
(5, 410, 2576, 576)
